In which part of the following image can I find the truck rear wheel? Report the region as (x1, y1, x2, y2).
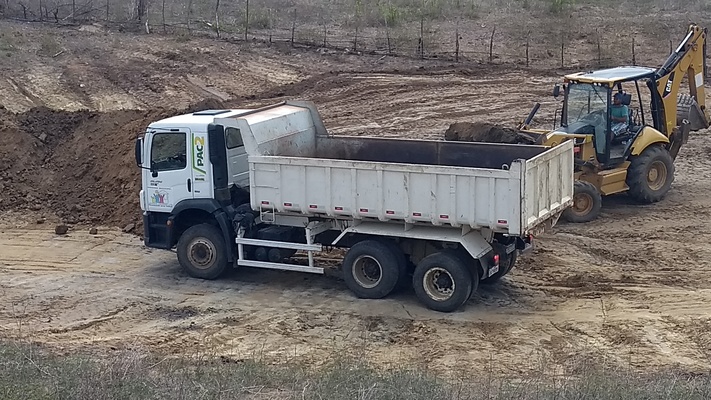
(563, 180, 602, 223)
(626, 145, 674, 204)
(177, 223, 229, 280)
(413, 251, 476, 312)
(342, 240, 403, 299)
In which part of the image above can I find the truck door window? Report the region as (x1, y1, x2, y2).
(226, 127, 244, 149)
(151, 133, 187, 171)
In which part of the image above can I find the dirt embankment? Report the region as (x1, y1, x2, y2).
(0, 99, 228, 231)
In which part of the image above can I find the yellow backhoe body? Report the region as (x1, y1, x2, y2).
(518, 24, 709, 222)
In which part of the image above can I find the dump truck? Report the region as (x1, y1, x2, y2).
(135, 101, 574, 312)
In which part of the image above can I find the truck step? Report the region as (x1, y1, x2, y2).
(237, 259, 324, 274)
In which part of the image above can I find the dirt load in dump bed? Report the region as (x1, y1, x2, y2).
(443, 121, 530, 144)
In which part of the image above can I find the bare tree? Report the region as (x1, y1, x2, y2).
(136, 0, 147, 22)
(214, 0, 220, 38)
(244, 0, 249, 41)
(187, 0, 193, 34)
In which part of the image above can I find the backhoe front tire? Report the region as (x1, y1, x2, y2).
(177, 223, 229, 280)
(563, 180, 602, 223)
(626, 145, 675, 204)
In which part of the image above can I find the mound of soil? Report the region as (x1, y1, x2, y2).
(444, 121, 526, 144)
(0, 100, 228, 232)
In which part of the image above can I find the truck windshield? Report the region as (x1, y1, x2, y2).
(565, 83, 609, 127)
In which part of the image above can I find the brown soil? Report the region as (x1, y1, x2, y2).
(2, 17, 711, 380)
(0, 99, 229, 231)
(443, 121, 525, 144)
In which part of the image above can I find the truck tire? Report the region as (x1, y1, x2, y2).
(480, 250, 517, 285)
(378, 239, 409, 291)
(342, 240, 403, 299)
(626, 145, 674, 204)
(177, 223, 229, 280)
(562, 180, 602, 223)
(413, 251, 476, 312)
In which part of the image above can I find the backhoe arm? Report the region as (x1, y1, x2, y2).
(653, 24, 709, 134)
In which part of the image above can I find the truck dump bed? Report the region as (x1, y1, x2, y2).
(216, 102, 574, 236)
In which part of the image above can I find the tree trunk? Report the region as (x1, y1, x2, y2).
(244, 0, 249, 41)
(187, 0, 193, 34)
(214, 0, 220, 38)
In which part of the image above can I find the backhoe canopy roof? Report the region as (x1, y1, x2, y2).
(564, 66, 657, 85)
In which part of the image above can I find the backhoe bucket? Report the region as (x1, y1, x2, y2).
(677, 94, 710, 131)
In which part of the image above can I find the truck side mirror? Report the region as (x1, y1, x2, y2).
(553, 84, 561, 98)
(135, 138, 143, 167)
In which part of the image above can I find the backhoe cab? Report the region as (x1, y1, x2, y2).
(519, 23, 709, 223)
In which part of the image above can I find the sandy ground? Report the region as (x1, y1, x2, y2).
(1, 19, 711, 378)
(2, 128, 711, 377)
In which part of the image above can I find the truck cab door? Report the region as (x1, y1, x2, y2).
(145, 129, 193, 213)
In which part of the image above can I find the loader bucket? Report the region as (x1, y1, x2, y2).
(677, 94, 710, 131)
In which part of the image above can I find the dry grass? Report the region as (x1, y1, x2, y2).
(1, 339, 710, 400)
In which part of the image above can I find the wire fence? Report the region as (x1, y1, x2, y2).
(0, 0, 705, 73)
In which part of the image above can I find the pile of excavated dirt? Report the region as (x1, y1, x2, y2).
(0, 99, 229, 233)
(444, 121, 526, 144)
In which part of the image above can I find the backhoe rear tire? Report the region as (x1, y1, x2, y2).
(626, 145, 674, 204)
(562, 180, 602, 223)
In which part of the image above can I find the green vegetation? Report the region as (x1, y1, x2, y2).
(1, 339, 710, 400)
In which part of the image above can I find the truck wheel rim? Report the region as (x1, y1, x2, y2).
(188, 238, 216, 269)
(352, 255, 382, 289)
(423, 267, 455, 301)
(647, 161, 667, 191)
(572, 193, 593, 215)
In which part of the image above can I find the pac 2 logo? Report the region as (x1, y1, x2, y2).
(192, 134, 206, 174)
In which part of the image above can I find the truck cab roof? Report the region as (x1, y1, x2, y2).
(147, 109, 254, 132)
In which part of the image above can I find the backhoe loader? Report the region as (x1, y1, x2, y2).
(515, 23, 709, 222)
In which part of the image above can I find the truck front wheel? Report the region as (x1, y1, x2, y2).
(342, 240, 403, 299)
(413, 251, 475, 312)
(177, 223, 229, 280)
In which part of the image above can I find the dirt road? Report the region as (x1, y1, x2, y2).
(3, 128, 711, 376)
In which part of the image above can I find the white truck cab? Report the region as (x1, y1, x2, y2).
(136, 101, 574, 312)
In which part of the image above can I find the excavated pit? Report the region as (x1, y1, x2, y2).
(0, 99, 228, 232)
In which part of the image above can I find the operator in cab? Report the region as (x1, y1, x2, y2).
(611, 92, 629, 137)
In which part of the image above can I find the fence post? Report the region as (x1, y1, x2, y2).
(596, 28, 601, 65)
(525, 31, 530, 67)
(244, 0, 249, 41)
(632, 36, 636, 66)
(420, 17, 424, 59)
(291, 9, 296, 47)
(489, 26, 496, 63)
(560, 33, 564, 68)
(455, 24, 460, 62)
